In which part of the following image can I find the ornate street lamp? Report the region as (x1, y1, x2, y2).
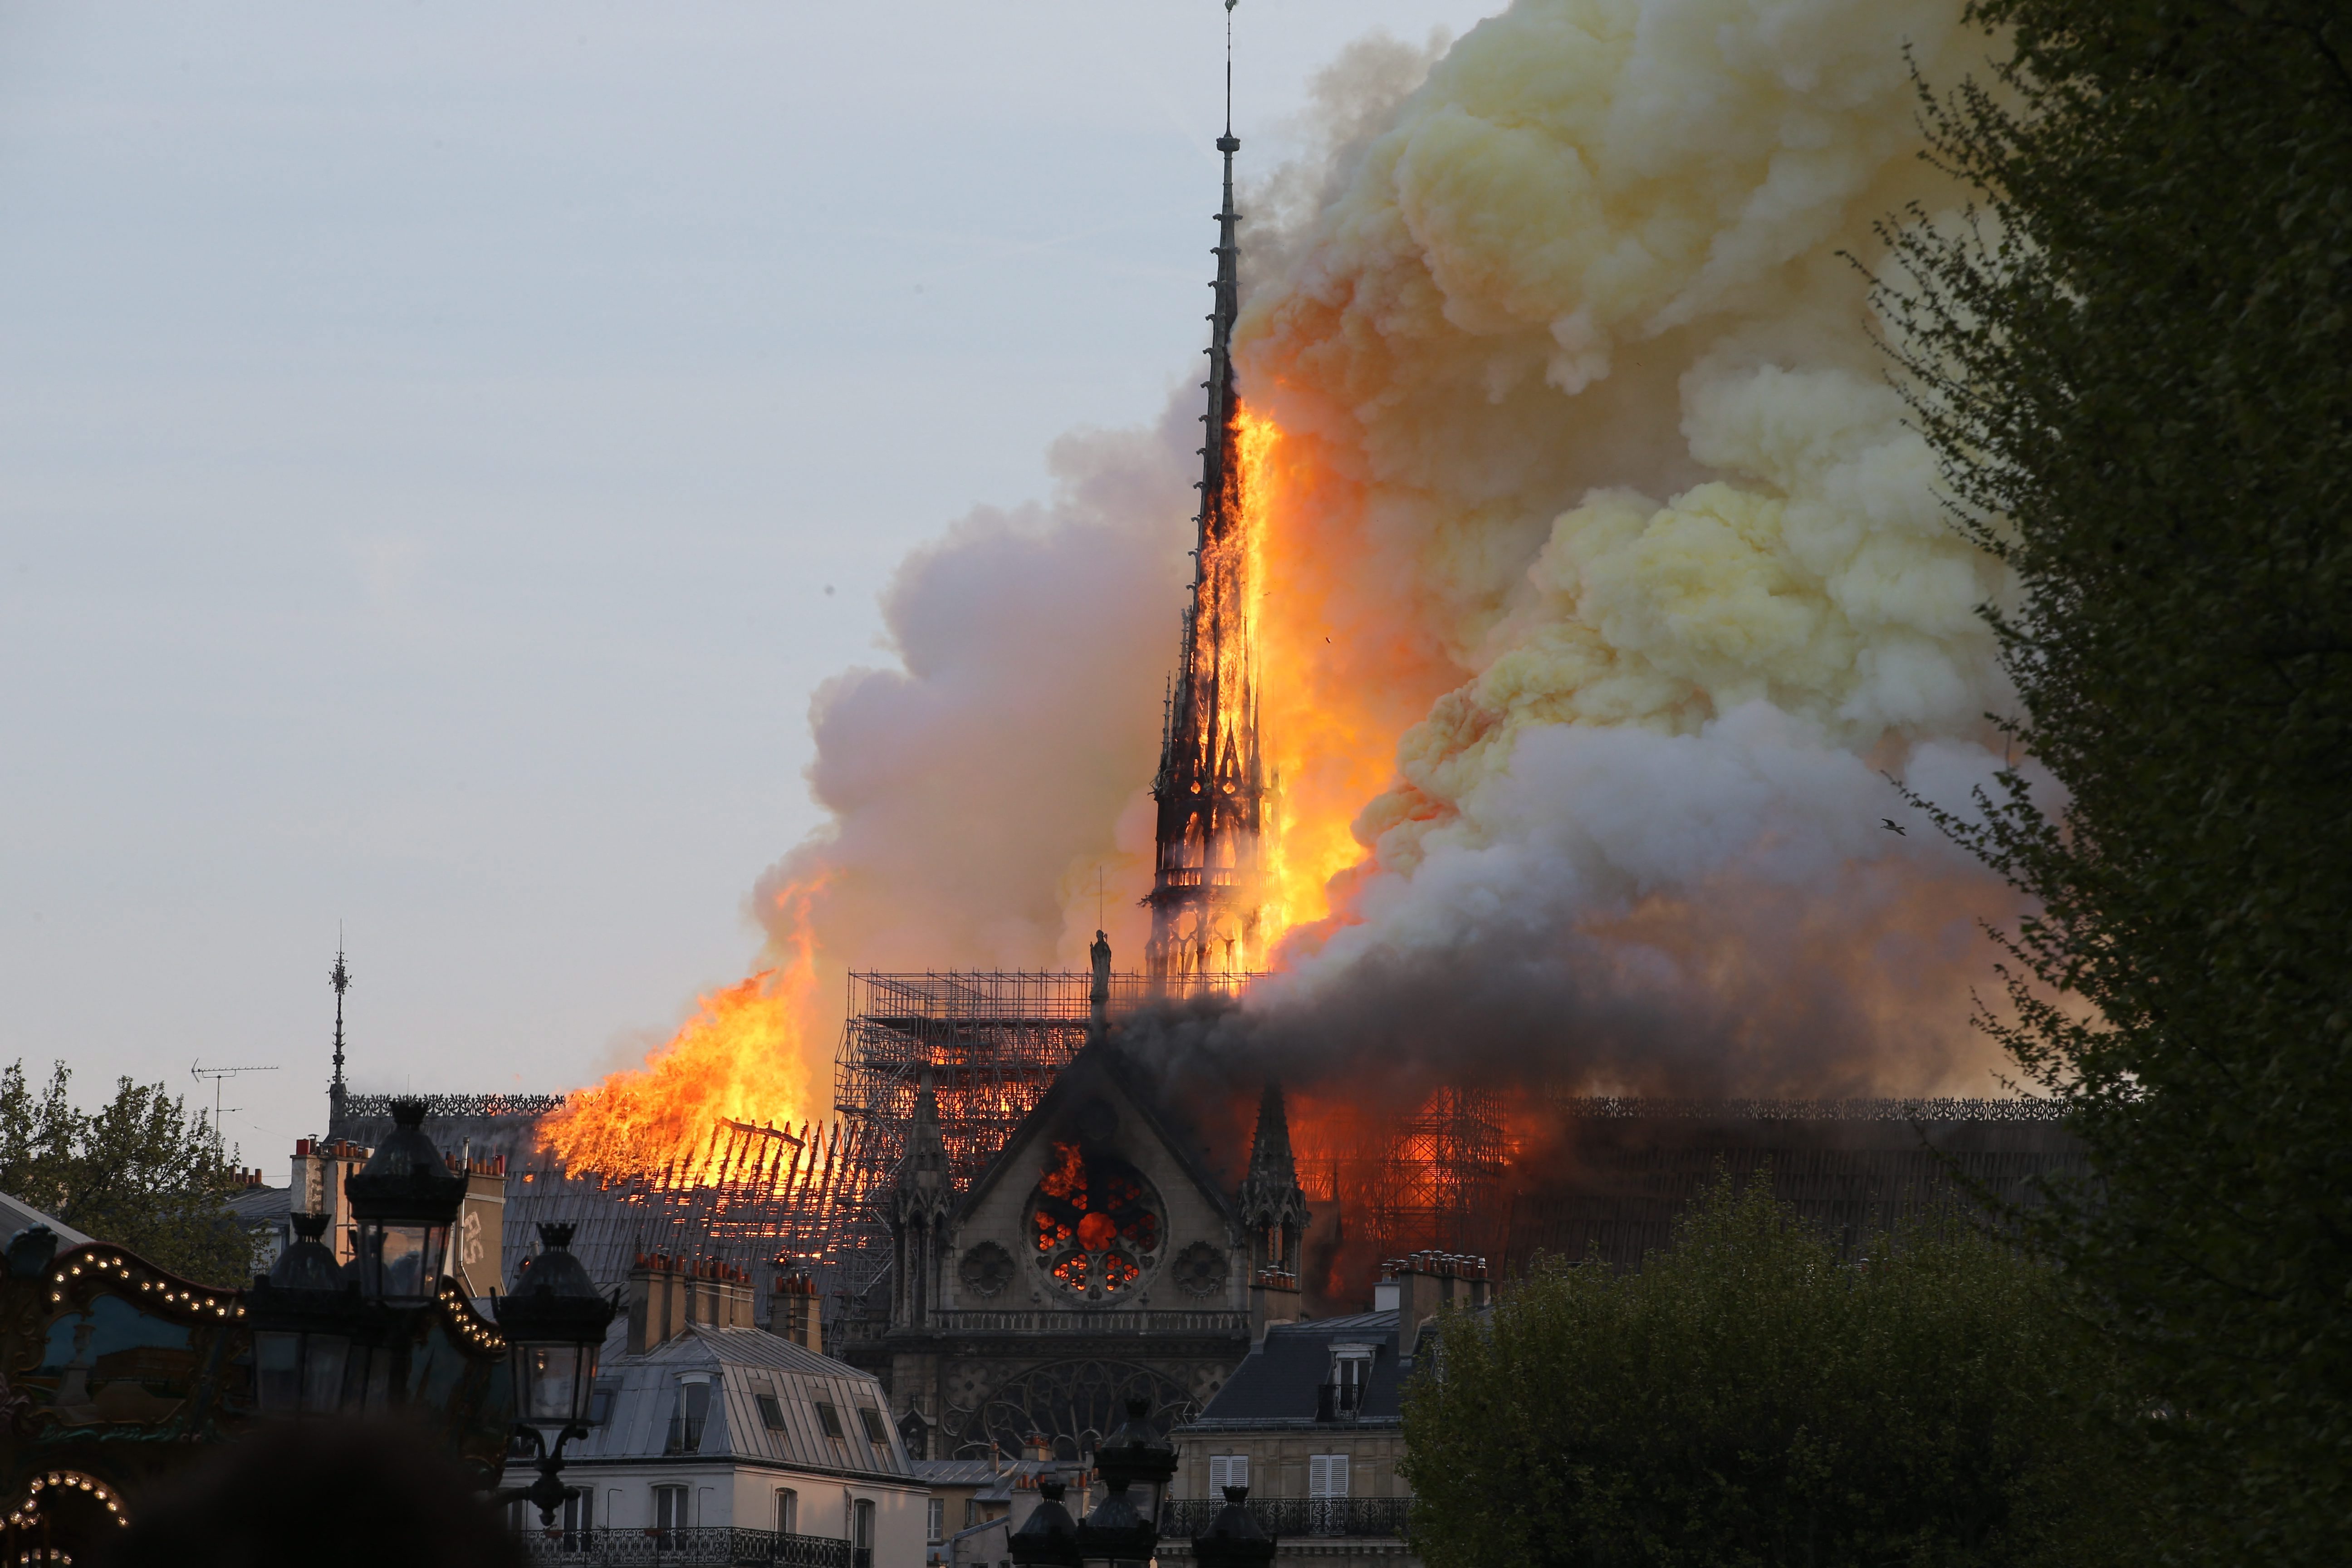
(1073, 1482, 1155, 1568)
(1076, 1397, 1176, 1568)
(1191, 1485, 1276, 1568)
(493, 1224, 618, 1526)
(245, 1211, 356, 1414)
(1007, 1477, 1083, 1568)
(1093, 1396, 1178, 1529)
(343, 1098, 467, 1306)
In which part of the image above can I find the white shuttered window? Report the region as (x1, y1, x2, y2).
(1207, 1455, 1250, 1493)
(1308, 1454, 1350, 1499)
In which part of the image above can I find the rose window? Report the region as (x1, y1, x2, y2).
(1029, 1141, 1163, 1301)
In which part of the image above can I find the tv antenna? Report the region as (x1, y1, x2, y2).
(191, 1060, 279, 1132)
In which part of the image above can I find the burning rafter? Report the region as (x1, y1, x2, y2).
(497, 1117, 857, 1297)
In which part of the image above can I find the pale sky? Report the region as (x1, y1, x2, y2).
(0, 2, 1502, 1163)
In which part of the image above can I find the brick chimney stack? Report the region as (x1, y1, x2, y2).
(627, 1253, 756, 1354)
(767, 1265, 823, 1356)
(1378, 1250, 1489, 1364)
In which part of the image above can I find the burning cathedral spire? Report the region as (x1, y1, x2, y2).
(1144, 16, 1272, 987)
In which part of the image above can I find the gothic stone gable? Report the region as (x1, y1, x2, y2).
(874, 1043, 1254, 1460)
(950, 1043, 1244, 1316)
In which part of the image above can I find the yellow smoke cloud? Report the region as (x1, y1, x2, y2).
(1243, 0, 2003, 887)
(1220, 0, 2029, 1093)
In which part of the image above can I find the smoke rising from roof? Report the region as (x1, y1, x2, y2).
(760, 0, 2026, 1105)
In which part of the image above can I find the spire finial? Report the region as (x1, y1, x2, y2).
(328, 931, 352, 1132)
(1225, 0, 1236, 138)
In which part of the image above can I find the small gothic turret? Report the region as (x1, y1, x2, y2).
(1236, 1081, 1308, 1278)
(889, 1066, 954, 1329)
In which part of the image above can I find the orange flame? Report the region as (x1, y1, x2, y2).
(1236, 403, 1456, 956)
(537, 883, 827, 1177)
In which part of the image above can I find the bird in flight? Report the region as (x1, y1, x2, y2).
(1881, 817, 1907, 836)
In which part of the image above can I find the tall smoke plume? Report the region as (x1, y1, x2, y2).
(739, 0, 2020, 1118)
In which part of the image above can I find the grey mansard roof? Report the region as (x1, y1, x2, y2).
(568, 1321, 913, 1481)
(1183, 1312, 1407, 1430)
(1, 1192, 93, 1249)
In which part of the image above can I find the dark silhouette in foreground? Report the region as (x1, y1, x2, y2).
(101, 1421, 521, 1568)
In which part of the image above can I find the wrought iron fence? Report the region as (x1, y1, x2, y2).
(1160, 1498, 1411, 1539)
(513, 1527, 850, 1567)
(1553, 1095, 2069, 1122)
(342, 1091, 567, 1119)
(931, 1308, 1247, 1336)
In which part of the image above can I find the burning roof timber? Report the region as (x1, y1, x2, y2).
(331, 1093, 855, 1306)
(336, 1062, 2080, 1322)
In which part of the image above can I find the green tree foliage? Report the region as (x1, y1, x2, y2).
(1401, 1177, 2152, 1568)
(0, 1059, 259, 1285)
(1875, 4, 2352, 1557)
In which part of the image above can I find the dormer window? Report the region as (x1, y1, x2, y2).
(1328, 1345, 1375, 1417)
(665, 1374, 712, 1454)
(815, 1399, 846, 1440)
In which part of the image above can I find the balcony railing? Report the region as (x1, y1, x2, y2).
(514, 1527, 852, 1567)
(928, 1308, 1248, 1336)
(1160, 1499, 1411, 1539)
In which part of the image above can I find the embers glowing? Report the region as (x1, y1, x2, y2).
(1028, 1141, 1161, 1300)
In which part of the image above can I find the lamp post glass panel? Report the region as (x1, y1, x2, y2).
(501, 1223, 612, 1434)
(248, 1210, 354, 1415)
(519, 1341, 591, 1427)
(343, 1098, 468, 1307)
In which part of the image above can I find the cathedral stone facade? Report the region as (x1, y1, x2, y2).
(853, 993, 1307, 1462)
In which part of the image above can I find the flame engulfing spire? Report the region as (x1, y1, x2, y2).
(1145, 30, 1271, 987)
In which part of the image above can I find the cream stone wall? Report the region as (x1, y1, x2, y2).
(1172, 1429, 1410, 1502)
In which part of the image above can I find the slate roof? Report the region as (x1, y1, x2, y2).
(1184, 1313, 1406, 1430)
(911, 1457, 1080, 1504)
(0, 1192, 92, 1248)
(568, 1320, 913, 1481)
(913, 1460, 1003, 1488)
(227, 1184, 292, 1224)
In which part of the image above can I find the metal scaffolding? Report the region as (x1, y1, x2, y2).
(1289, 1088, 1514, 1265)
